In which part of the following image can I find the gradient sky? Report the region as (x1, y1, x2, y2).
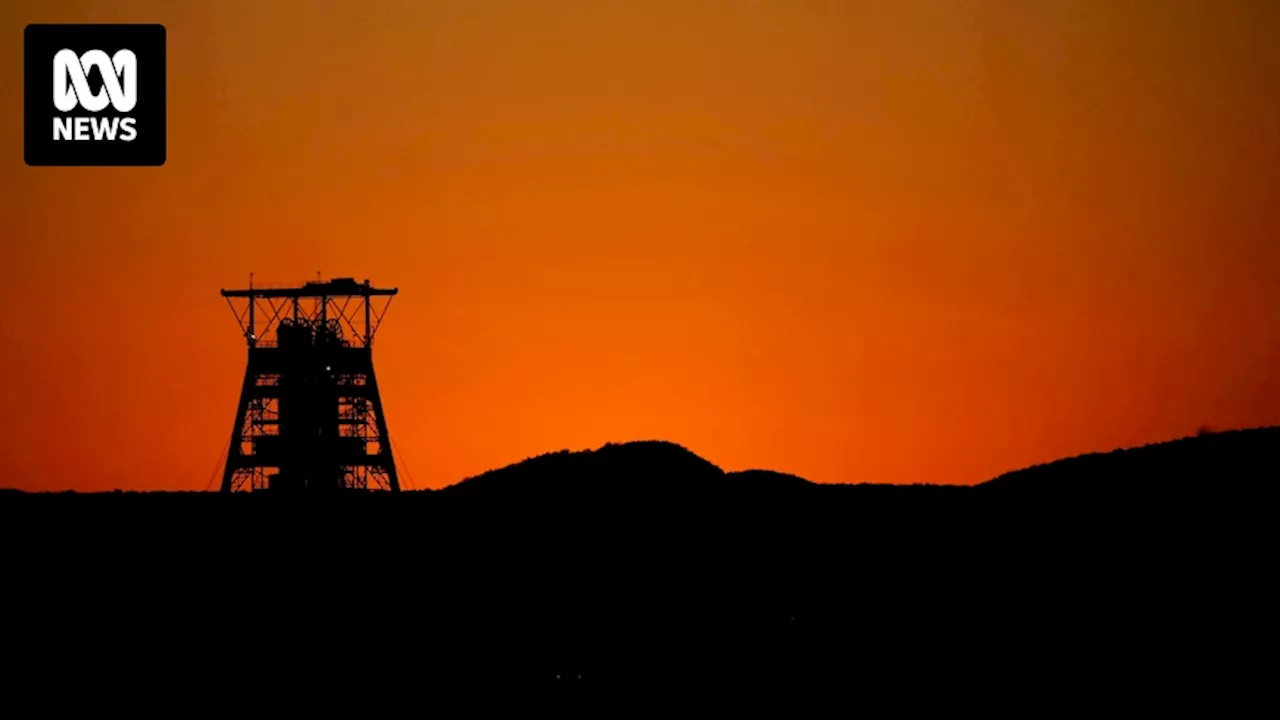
(1, 0, 1277, 490)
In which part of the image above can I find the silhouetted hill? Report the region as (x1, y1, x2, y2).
(440, 440, 814, 498)
(4, 428, 1274, 717)
(723, 468, 815, 494)
(442, 441, 723, 496)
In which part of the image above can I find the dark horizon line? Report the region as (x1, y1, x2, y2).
(2, 424, 1274, 495)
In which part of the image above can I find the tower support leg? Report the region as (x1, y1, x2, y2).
(220, 358, 255, 493)
(366, 363, 401, 492)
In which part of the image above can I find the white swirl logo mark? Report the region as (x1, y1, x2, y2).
(53, 48, 137, 113)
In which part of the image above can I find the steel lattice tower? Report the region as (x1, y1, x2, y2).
(219, 277, 400, 492)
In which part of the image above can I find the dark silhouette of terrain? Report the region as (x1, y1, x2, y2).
(1, 427, 1276, 717)
(441, 440, 815, 498)
(991, 426, 1280, 717)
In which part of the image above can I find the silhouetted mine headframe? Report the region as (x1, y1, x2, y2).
(219, 277, 400, 492)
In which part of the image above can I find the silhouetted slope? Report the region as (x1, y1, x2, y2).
(989, 425, 1279, 717)
(982, 425, 1280, 491)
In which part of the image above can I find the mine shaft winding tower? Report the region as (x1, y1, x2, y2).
(219, 277, 400, 492)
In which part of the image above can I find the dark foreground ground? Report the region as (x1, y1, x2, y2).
(1, 428, 1276, 718)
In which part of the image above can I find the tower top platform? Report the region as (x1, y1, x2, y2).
(221, 277, 398, 299)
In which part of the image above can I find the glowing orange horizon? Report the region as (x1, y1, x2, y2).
(1, 1, 1277, 491)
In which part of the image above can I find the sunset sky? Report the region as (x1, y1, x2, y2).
(1, 0, 1277, 491)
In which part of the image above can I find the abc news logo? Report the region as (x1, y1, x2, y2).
(25, 24, 166, 166)
(54, 49, 139, 142)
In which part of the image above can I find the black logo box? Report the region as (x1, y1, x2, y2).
(24, 24, 166, 167)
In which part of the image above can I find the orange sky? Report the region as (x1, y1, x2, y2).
(1, 0, 1277, 490)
